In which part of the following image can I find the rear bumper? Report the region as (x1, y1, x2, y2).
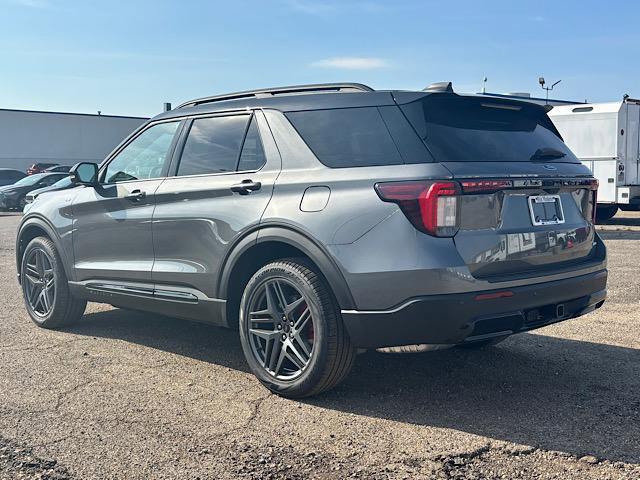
(341, 269, 607, 349)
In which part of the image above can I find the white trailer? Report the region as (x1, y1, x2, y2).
(548, 98, 640, 220)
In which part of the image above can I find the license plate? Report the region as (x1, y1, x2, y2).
(528, 195, 565, 226)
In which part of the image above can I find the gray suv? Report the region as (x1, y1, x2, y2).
(16, 82, 607, 397)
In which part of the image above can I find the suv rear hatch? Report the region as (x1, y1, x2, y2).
(392, 93, 599, 279)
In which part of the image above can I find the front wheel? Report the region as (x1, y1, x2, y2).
(20, 237, 86, 329)
(239, 259, 355, 398)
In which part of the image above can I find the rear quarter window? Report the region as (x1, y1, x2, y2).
(286, 107, 409, 168)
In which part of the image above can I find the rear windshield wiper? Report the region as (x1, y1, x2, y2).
(530, 148, 567, 161)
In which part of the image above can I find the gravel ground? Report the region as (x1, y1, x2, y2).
(0, 211, 639, 479)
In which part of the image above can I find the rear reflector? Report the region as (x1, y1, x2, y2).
(474, 291, 514, 301)
(375, 181, 460, 237)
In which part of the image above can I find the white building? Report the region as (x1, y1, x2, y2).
(0, 108, 148, 171)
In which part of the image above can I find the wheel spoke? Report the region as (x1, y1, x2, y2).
(292, 333, 312, 359)
(285, 340, 308, 369)
(272, 342, 287, 376)
(249, 327, 279, 342)
(264, 283, 283, 317)
(293, 307, 311, 331)
(26, 264, 40, 279)
(29, 283, 41, 305)
(284, 296, 305, 316)
(272, 281, 288, 312)
(24, 272, 40, 286)
(35, 251, 45, 277)
(31, 287, 43, 312)
(40, 289, 50, 312)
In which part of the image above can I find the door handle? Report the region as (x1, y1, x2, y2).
(125, 189, 146, 202)
(230, 179, 262, 196)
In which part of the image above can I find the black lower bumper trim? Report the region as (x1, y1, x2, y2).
(342, 270, 607, 349)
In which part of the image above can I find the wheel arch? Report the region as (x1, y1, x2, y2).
(16, 216, 72, 284)
(219, 225, 355, 328)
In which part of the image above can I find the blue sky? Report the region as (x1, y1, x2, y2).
(1, 0, 639, 117)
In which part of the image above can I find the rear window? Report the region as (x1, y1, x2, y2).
(400, 95, 579, 163)
(286, 107, 407, 168)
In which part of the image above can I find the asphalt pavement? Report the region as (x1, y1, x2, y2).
(1, 211, 639, 479)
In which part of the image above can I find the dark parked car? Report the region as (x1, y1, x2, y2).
(27, 163, 59, 175)
(23, 176, 74, 208)
(44, 165, 72, 173)
(0, 168, 26, 186)
(16, 82, 606, 398)
(1, 172, 67, 210)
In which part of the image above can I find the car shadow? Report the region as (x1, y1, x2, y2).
(601, 214, 640, 227)
(68, 309, 640, 464)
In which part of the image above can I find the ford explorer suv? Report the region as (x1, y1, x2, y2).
(16, 82, 607, 398)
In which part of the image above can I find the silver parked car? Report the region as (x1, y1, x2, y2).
(16, 83, 607, 397)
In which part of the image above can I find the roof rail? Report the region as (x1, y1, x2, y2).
(177, 83, 374, 109)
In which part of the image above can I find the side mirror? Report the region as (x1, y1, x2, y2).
(69, 162, 99, 186)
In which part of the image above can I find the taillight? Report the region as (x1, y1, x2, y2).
(375, 181, 461, 237)
(590, 179, 598, 224)
(460, 179, 513, 193)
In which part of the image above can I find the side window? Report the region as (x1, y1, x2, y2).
(177, 115, 249, 176)
(285, 107, 403, 168)
(104, 121, 180, 183)
(237, 116, 267, 171)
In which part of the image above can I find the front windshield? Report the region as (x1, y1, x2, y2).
(49, 177, 72, 188)
(12, 174, 47, 187)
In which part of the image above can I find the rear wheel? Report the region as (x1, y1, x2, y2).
(239, 259, 355, 398)
(620, 204, 640, 212)
(20, 237, 86, 329)
(596, 205, 618, 222)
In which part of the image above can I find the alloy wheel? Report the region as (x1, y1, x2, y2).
(23, 248, 55, 317)
(247, 278, 315, 380)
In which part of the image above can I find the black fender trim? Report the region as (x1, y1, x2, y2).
(16, 215, 73, 284)
(217, 225, 355, 311)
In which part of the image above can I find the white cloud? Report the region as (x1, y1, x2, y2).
(310, 57, 389, 70)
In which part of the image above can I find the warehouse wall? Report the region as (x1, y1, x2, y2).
(0, 109, 148, 172)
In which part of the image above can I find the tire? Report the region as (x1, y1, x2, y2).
(620, 204, 640, 212)
(20, 236, 86, 329)
(239, 258, 355, 398)
(595, 205, 618, 222)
